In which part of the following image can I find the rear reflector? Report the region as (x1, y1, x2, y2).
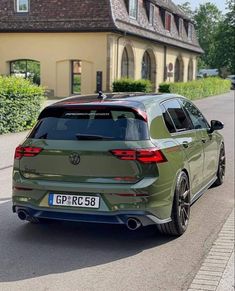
(114, 177, 137, 182)
(110, 148, 167, 164)
(114, 193, 149, 197)
(14, 146, 43, 160)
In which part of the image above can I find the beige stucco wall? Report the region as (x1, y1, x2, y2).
(107, 34, 166, 91)
(0, 32, 199, 97)
(166, 47, 198, 82)
(107, 34, 198, 91)
(0, 32, 108, 97)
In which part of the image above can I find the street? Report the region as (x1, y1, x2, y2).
(0, 91, 234, 291)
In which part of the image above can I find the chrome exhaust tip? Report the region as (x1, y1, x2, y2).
(126, 218, 142, 231)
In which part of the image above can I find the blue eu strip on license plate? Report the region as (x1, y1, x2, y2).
(48, 193, 54, 206)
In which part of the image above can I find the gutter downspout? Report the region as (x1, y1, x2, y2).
(164, 45, 167, 82)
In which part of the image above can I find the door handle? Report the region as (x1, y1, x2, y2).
(182, 141, 189, 148)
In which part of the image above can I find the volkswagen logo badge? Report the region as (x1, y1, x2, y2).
(69, 153, 81, 165)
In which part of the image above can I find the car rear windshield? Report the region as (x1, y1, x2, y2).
(29, 106, 149, 141)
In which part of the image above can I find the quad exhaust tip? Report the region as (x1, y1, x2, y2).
(126, 218, 142, 231)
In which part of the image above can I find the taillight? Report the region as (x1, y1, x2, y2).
(14, 146, 43, 160)
(110, 148, 167, 164)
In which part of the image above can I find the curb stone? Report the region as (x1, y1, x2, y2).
(188, 210, 234, 291)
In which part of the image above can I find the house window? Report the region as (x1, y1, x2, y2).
(71, 60, 82, 94)
(174, 57, 184, 82)
(121, 45, 135, 79)
(129, 0, 138, 19)
(179, 19, 184, 37)
(121, 48, 129, 78)
(188, 23, 193, 41)
(142, 51, 151, 80)
(165, 12, 172, 32)
(10, 59, 40, 85)
(16, 0, 29, 13)
(149, 4, 155, 25)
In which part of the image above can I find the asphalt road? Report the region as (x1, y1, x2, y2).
(0, 91, 234, 291)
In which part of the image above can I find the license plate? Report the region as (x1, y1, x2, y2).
(48, 193, 100, 209)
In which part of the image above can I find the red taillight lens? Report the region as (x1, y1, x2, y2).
(136, 149, 167, 163)
(111, 150, 136, 160)
(110, 148, 167, 164)
(14, 146, 43, 160)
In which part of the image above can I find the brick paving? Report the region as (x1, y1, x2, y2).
(188, 210, 234, 291)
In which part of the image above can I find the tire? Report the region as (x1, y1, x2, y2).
(213, 143, 226, 187)
(157, 172, 190, 236)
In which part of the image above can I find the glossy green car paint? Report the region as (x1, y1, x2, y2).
(12, 94, 225, 234)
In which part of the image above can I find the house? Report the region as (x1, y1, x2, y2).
(0, 0, 203, 97)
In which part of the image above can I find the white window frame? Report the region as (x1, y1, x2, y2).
(165, 11, 172, 32)
(188, 23, 193, 41)
(149, 3, 155, 25)
(129, 0, 138, 20)
(179, 18, 184, 37)
(16, 0, 29, 13)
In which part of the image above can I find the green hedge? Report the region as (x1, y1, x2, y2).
(159, 78, 231, 100)
(0, 76, 46, 134)
(113, 78, 152, 93)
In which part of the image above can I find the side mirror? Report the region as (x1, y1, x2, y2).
(209, 120, 224, 133)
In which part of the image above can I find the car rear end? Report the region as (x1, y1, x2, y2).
(12, 100, 173, 229)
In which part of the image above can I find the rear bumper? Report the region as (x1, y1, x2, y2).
(13, 205, 171, 226)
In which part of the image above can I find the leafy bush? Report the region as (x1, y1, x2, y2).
(159, 83, 170, 93)
(0, 76, 46, 134)
(113, 78, 152, 93)
(159, 77, 231, 100)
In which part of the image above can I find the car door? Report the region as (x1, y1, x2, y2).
(162, 99, 204, 196)
(180, 99, 218, 186)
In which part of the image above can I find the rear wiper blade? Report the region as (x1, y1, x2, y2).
(75, 134, 114, 140)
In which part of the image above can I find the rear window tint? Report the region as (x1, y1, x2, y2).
(29, 107, 149, 141)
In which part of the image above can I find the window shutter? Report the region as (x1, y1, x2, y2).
(166, 13, 171, 31)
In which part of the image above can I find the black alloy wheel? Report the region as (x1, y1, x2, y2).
(158, 172, 190, 236)
(178, 175, 190, 229)
(213, 144, 226, 187)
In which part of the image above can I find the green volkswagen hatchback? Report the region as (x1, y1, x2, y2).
(12, 93, 225, 236)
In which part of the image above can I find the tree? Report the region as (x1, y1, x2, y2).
(194, 3, 222, 68)
(213, 0, 235, 74)
(178, 1, 194, 19)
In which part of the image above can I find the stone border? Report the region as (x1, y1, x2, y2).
(188, 210, 234, 291)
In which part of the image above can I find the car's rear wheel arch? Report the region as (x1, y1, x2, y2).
(157, 170, 191, 236)
(168, 166, 190, 216)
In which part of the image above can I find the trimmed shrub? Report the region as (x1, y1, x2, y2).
(0, 76, 46, 134)
(159, 83, 170, 93)
(159, 77, 231, 100)
(113, 78, 152, 93)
